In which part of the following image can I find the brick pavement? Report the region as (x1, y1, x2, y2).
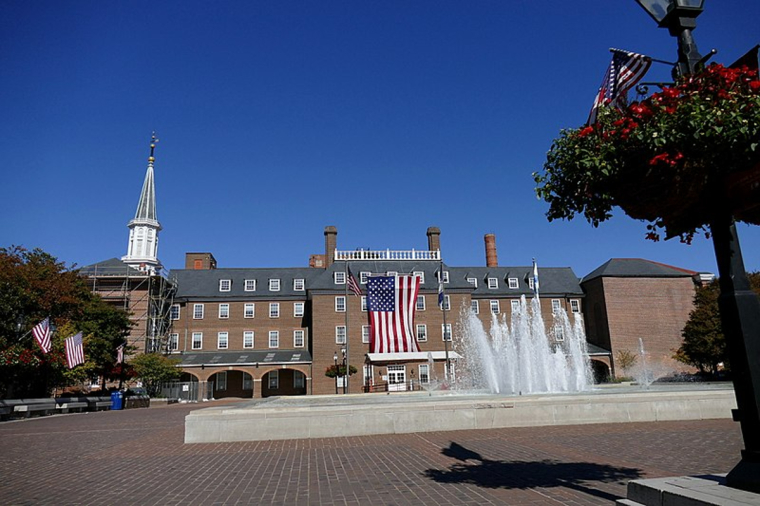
(0, 401, 743, 505)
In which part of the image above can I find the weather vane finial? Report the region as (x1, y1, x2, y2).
(149, 132, 159, 162)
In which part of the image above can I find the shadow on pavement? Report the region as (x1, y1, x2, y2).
(424, 442, 643, 502)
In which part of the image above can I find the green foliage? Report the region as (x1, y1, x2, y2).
(130, 353, 181, 396)
(0, 246, 132, 397)
(324, 364, 358, 378)
(534, 64, 760, 242)
(615, 349, 637, 373)
(674, 272, 760, 374)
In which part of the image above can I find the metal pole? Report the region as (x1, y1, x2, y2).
(441, 261, 451, 381)
(344, 262, 349, 394)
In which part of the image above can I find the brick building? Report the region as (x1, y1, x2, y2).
(168, 227, 592, 399)
(581, 258, 712, 379)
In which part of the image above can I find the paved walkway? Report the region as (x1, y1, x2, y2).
(0, 400, 743, 505)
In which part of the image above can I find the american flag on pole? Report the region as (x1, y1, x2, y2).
(65, 332, 85, 369)
(437, 272, 445, 309)
(32, 317, 52, 354)
(588, 48, 652, 125)
(367, 275, 420, 353)
(347, 266, 362, 297)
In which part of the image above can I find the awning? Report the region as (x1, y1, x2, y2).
(365, 351, 461, 363)
(175, 350, 312, 368)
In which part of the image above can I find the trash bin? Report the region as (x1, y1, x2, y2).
(110, 391, 123, 410)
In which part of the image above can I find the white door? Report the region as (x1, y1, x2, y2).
(387, 365, 407, 391)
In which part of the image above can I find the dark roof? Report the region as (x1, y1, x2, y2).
(586, 342, 611, 356)
(582, 258, 697, 283)
(79, 258, 143, 277)
(171, 267, 319, 299)
(175, 350, 312, 367)
(452, 266, 584, 297)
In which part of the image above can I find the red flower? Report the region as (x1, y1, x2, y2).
(577, 126, 594, 138)
(750, 81, 760, 91)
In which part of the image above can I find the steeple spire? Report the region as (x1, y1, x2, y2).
(122, 133, 163, 274)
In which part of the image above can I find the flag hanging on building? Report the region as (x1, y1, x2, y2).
(65, 332, 85, 369)
(437, 271, 445, 309)
(347, 266, 362, 297)
(32, 317, 52, 354)
(116, 343, 125, 364)
(367, 275, 421, 353)
(588, 48, 652, 125)
(532, 258, 540, 297)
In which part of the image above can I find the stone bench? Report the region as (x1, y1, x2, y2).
(55, 397, 89, 414)
(1, 398, 56, 419)
(86, 396, 112, 412)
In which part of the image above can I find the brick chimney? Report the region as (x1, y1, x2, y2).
(427, 226, 441, 254)
(185, 252, 217, 270)
(484, 234, 498, 267)
(324, 226, 337, 268)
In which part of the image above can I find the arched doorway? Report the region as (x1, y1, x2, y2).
(591, 359, 611, 383)
(262, 369, 307, 398)
(209, 370, 254, 399)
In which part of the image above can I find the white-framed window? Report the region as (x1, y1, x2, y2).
(490, 300, 500, 314)
(439, 270, 450, 283)
(362, 325, 370, 344)
(488, 277, 498, 289)
(268, 369, 279, 389)
(294, 302, 304, 317)
(269, 303, 280, 318)
(413, 271, 424, 283)
(219, 279, 231, 292)
(416, 324, 427, 342)
(269, 279, 281, 291)
(170, 304, 180, 320)
(335, 296, 346, 312)
(244, 279, 256, 292)
(192, 332, 203, 350)
(334, 271, 346, 284)
(416, 295, 426, 311)
(552, 299, 562, 314)
(244, 303, 255, 318)
(218, 303, 229, 319)
(193, 304, 204, 319)
(508, 278, 519, 289)
(216, 371, 227, 390)
(528, 278, 535, 290)
(269, 331, 279, 348)
(293, 278, 305, 291)
(555, 325, 565, 341)
(419, 363, 430, 384)
(471, 300, 479, 314)
(293, 371, 305, 389)
(442, 323, 452, 341)
(386, 270, 397, 277)
(360, 272, 370, 284)
(243, 331, 254, 348)
(570, 299, 581, 313)
(467, 277, 477, 288)
(294, 329, 305, 347)
(361, 296, 367, 312)
(217, 332, 228, 350)
(168, 333, 179, 351)
(336, 325, 346, 344)
(511, 299, 520, 313)
(441, 295, 451, 311)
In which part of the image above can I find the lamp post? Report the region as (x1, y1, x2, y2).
(636, 0, 760, 493)
(333, 351, 338, 395)
(341, 348, 347, 394)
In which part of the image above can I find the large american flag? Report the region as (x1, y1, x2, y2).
(32, 317, 52, 354)
(65, 332, 85, 369)
(367, 275, 420, 353)
(588, 48, 652, 125)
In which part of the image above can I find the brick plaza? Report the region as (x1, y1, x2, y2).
(0, 401, 743, 505)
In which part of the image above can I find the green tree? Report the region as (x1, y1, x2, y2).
(0, 246, 132, 397)
(130, 353, 181, 396)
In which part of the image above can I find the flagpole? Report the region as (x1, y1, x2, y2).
(440, 261, 450, 382)
(344, 262, 349, 394)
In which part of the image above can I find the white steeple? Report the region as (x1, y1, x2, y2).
(122, 133, 162, 274)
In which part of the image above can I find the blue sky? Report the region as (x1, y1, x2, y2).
(2, 1, 759, 278)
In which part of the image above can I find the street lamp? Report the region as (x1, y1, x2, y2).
(333, 351, 338, 395)
(635, 0, 704, 76)
(636, 0, 760, 494)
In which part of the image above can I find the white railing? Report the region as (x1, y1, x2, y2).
(334, 249, 441, 261)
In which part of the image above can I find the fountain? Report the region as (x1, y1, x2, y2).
(453, 295, 592, 394)
(419, 352, 443, 395)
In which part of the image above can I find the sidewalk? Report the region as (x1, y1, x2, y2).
(0, 400, 743, 505)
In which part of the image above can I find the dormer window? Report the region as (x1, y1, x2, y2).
(244, 279, 256, 291)
(413, 271, 425, 283)
(293, 278, 305, 291)
(508, 278, 519, 289)
(360, 272, 370, 284)
(467, 277, 477, 288)
(269, 279, 281, 291)
(219, 279, 231, 292)
(488, 277, 498, 289)
(334, 272, 346, 284)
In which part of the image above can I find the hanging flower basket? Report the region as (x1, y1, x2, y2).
(535, 64, 760, 242)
